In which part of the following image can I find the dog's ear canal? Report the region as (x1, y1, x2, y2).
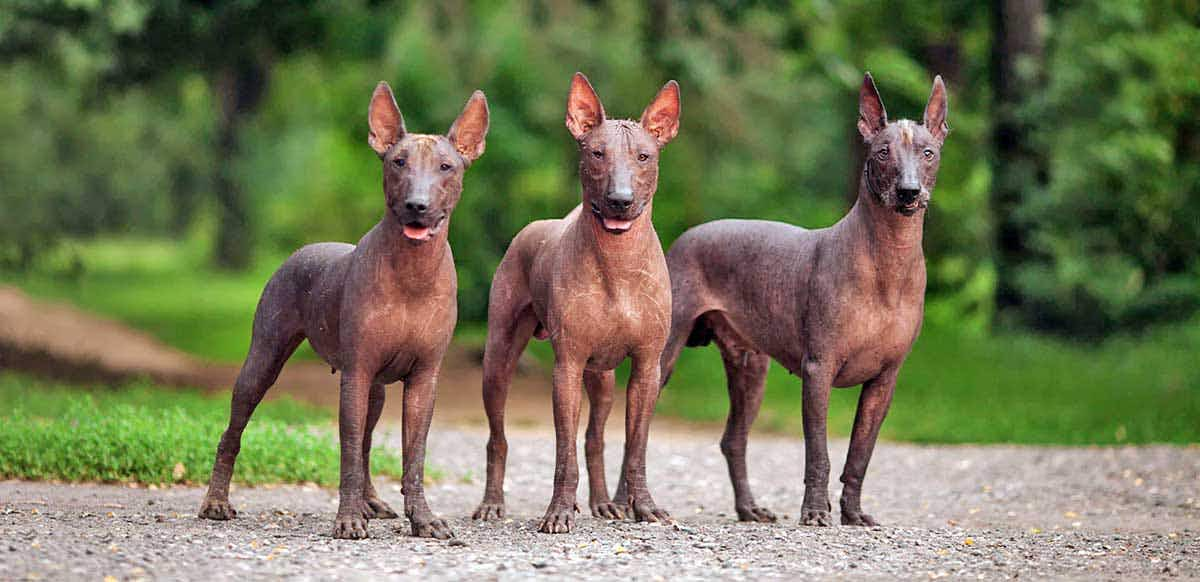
(368, 81, 406, 157)
(640, 80, 681, 148)
(857, 72, 887, 141)
(923, 75, 949, 144)
(565, 72, 606, 140)
(448, 90, 489, 164)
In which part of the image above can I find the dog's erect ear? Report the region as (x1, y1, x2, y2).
(368, 81, 406, 157)
(640, 80, 681, 148)
(857, 72, 888, 141)
(923, 75, 950, 144)
(447, 90, 489, 164)
(566, 72, 606, 140)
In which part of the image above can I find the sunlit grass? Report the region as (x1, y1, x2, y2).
(0, 373, 411, 486)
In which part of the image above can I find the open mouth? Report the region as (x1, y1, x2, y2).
(401, 214, 446, 242)
(589, 203, 639, 234)
(896, 199, 925, 215)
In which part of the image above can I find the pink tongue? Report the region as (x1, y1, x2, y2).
(602, 218, 634, 231)
(403, 224, 432, 240)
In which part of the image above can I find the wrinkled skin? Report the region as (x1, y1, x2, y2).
(658, 73, 949, 526)
(199, 82, 489, 541)
(472, 73, 680, 533)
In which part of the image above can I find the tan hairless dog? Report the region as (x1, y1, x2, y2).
(472, 73, 681, 534)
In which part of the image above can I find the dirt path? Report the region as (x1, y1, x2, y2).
(3, 425, 1198, 580)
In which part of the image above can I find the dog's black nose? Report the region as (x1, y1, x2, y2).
(605, 191, 633, 212)
(405, 200, 429, 214)
(896, 187, 919, 205)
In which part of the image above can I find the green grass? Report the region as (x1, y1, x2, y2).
(658, 319, 1200, 445)
(0, 373, 408, 486)
(0, 237, 296, 363)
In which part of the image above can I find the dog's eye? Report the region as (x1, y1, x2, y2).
(923, 148, 935, 160)
(875, 147, 889, 161)
(393, 158, 406, 168)
(440, 162, 452, 171)
(638, 153, 650, 162)
(591, 150, 604, 159)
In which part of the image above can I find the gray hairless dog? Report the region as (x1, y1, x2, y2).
(198, 81, 489, 540)
(658, 73, 949, 526)
(472, 73, 681, 534)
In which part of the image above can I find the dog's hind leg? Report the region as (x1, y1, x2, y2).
(360, 381, 399, 519)
(473, 261, 537, 521)
(583, 370, 623, 519)
(714, 329, 775, 523)
(200, 302, 303, 520)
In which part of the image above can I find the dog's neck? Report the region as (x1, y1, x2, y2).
(365, 215, 451, 286)
(845, 173, 926, 278)
(572, 203, 659, 272)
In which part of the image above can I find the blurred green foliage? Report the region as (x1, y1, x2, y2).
(0, 1, 1197, 337)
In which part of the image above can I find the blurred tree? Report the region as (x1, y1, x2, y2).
(0, 0, 338, 269)
(991, 0, 1046, 327)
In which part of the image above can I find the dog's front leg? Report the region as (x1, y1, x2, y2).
(839, 368, 897, 526)
(622, 354, 671, 523)
(800, 358, 836, 526)
(400, 363, 453, 539)
(333, 369, 373, 539)
(538, 359, 584, 533)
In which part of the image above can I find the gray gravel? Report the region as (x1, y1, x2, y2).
(2, 425, 1198, 580)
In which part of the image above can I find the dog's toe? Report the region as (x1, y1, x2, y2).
(590, 502, 625, 520)
(472, 502, 505, 521)
(538, 507, 575, 534)
(412, 517, 454, 539)
(737, 505, 777, 523)
(365, 497, 399, 520)
(198, 498, 236, 520)
(800, 508, 833, 527)
(332, 515, 370, 539)
(841, 511, 879, 527)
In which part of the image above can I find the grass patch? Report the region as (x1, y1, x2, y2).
(0, 237, 297, 363)
(0, 373, 409, 486)
(658, 319, 1200, 445)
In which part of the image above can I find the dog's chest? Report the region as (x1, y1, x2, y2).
(545, 269, 670, 367)
(830, 293, 924, 387)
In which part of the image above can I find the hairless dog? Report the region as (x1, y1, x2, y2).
(472, 73, 681, 533)
(659, 73, 949, 526)
(198, 82, 489, 540)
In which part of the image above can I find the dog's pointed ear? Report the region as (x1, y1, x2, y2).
(640, 80, 681, 148)
(923, 75, 950, 144)
(368, 81, 406, 157)
(447, 90, 489, 164)
(857, 72, 888, 141)
(566, 72, 606, 140)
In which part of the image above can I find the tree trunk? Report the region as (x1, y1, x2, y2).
(212, 56, 268, 270)
(990, 0, 1045, 323)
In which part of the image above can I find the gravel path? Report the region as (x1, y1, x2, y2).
(2, 425, 1197, 580)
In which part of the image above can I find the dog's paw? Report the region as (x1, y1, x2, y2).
(364, 496, 399, 520)
(198, 498, 236, 520)
(736, 504, 777, 523)
(410, 515, 454, 539)
(632, 499, 672, 524)
(472, 501, 505, 521)
(590, 501, 625, 520)
(800, 507, 833, 527)
(332, 515, 370, 539)
(537, 505, 576, 534)
(841, 510, 879, 527)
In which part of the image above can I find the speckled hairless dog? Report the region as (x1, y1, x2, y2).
(660, 73, 949, 526)
(472, 73, 680, 533)
(198, 82, 489, 540)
